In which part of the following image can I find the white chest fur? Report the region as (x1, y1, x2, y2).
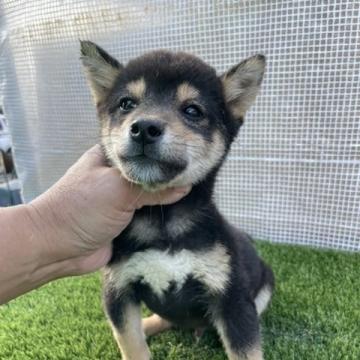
(108, 244, 230, 298)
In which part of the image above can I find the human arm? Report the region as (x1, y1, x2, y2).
(0, 145, 190, 304)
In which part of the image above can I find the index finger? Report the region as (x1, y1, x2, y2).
(80, 144, 109, 168)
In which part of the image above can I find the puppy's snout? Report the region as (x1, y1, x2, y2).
(130, 120, 165, 145)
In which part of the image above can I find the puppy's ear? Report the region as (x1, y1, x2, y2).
(221, 55, 265, 121)
(80, 40, 123, 104)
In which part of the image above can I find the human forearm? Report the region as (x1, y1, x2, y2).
(0, 204, 72, 304)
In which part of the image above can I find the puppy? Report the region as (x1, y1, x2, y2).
(80, 41, 274, 360)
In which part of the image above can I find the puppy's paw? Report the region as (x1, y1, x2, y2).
(142, 314, 173, 337)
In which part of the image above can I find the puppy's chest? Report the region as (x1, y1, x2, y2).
(125, 210, 198, 243)
(107, 244, 231, 299)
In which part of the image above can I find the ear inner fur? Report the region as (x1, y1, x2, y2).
(80, 40, 122, 104)
(221, 54, 265, 120)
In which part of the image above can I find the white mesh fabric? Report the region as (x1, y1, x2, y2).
(0, 0, 359, 251)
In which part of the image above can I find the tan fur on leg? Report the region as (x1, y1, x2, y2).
(214, 318, 263, 360)
(111, 303, 150, 360)
(245, 346, 263, 360)
(254, 285, 272, 316)
(142, 314, 173, 337)
(225, 344, 263, 360)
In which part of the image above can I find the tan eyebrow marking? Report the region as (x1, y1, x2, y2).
(176, 82, 200, 103)
(126, 78, 146, 98)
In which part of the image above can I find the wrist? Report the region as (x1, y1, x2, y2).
(23, 202, 67, 275)
(24, 198, 107, 279)
(0, 204, 73, 304)
(24, 199, 76, 278)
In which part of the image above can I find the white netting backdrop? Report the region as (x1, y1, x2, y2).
(0, 1, 359, 251)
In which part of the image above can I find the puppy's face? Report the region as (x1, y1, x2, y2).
(81, 42, 265, 190)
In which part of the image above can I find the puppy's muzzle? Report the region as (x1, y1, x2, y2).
(130, 119, 165, 145)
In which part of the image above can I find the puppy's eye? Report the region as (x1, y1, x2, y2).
(119, 97, 137, 112)
(183, 105, 203, 120)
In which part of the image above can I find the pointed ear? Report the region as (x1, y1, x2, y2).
(221, 54, 265, 120)
(80, 40, 123, 104)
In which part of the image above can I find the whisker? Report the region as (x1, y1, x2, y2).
(131, 188, 145, 209)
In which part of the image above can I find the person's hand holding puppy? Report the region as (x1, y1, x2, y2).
(0, 145, 190, 304)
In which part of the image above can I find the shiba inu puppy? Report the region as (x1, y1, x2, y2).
(81, 40, 274, 360)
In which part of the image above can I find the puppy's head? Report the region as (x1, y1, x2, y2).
(81, 41, 265, 190)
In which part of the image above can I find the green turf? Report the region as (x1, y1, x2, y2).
(0, 242, 359, 359)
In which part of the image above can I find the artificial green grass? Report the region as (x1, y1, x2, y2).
(0, 242, 359, 359)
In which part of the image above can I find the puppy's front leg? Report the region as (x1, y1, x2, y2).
(104, 290, 150, 360)
(212, 292, 263, 360)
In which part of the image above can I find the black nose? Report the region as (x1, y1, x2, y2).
(130, 120, 165, 144)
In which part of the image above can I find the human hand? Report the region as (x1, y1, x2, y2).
(27, 145, 191, 276)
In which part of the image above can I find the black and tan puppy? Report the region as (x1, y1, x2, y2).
(80, 41, 274, 360)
